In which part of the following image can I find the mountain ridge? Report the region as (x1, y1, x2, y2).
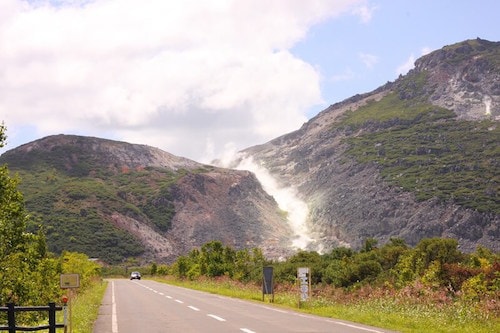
(1, 134, 294, 263)
(1, 38, 498, 262)
(235, 38, 499, 253)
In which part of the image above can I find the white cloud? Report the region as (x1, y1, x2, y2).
(396, 46, 433, 76)
(0, 0, 363, 161)
(421, 46, 432, 56)
(359, 52, 378, 69)
(351, 3, 377, 23)
(330, 68, 355, 82)
(396, 54, 416, 76)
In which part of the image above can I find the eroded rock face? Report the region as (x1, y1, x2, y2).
(240, 39, 499, 253)
(165, 170, 294, 261)
(414, 38, 500, 120)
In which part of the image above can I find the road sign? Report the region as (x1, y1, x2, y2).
(60, 274, 80, 289)
(297, 267, 310, 303)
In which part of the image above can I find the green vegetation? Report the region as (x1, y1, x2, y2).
(145, 239, 499, 333)
(337, 43, 499, 214)
(0, 141, 189, 263)
(0, 126, 103, 329)
(441, 39, 500, 69)
(340, 90, 499, 213)
(66, 280, 107, 333)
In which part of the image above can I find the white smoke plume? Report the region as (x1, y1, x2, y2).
(483, 95, 492, 116)
(221, 153, 313, 250)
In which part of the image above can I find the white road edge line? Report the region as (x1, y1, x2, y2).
(333, 321, 384, 333)
(111, 281, 118, 333)
(207, 314, 226, 322)
(187, 306, 200, 311)
(262, 306, 287, 313)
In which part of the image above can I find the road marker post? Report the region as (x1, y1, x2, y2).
(297, 267, 311, 308)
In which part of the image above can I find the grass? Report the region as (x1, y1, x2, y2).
(152, 276, 499, 333)
(60, 279, 108, 333)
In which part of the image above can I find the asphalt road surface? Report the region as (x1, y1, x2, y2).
(93, 279, 396, 333)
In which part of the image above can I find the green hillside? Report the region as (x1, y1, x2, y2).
(340, 92, 499, 214)
(2, 144, 202, 263)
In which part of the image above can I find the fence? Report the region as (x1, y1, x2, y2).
(0, 303, 66, 333)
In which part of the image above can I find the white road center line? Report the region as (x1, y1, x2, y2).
(187, 306, 200, 311)
(240, 329, 256, 333)
(175, 299, 184, 303)
(111, 281, 118, 333)
(207, 314, 226, 322)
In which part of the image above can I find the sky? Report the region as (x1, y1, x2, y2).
(1, 0, 499, 163)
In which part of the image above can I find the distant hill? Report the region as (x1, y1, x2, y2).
(0, 135, 292, 263)
(1, 38, 498, 263)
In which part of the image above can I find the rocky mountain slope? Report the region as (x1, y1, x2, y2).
(0, 39, 498, 263)
(0, 135, 292, 263)
(236, 38, 499, 253)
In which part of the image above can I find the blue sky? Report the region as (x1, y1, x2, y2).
(293, 0, 500, 116)
(0, 0, 499, 162)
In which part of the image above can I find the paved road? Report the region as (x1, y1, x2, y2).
(93, 279, 396, 333)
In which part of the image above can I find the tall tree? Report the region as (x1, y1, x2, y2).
(0, 124, 29, 261)
(0, 125, 53, 307)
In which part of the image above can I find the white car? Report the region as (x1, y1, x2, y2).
(130, 271, 141, 280)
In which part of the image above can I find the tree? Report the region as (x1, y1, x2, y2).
(0, 122, 6, 149)
(0, 161, 29, 260)
(199, 241, 226, 277)
(0, 125, 59, 309)
(361, 238, 378, 252)
(379, 237, 408, 270)
(60, 251, 101, 290)
(393, 238, 462, 286)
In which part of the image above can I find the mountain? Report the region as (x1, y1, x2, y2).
(0, 38, 498, 263)
(236, 38, 499, 253)
(0, 135, 293, 263)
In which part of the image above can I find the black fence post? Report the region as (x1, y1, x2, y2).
(48, 302, 56, 333)
(7, 303, 15, 333)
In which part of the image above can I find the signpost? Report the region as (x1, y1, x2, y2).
(297, 267, 311, 307)
(60, 274, 80, 333)
(262, 266, 274, 302)
(60, 274, 80, 289)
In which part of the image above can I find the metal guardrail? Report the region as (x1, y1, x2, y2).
(0, 303, 66, 333)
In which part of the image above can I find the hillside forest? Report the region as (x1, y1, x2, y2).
(0, 124, 101, 324)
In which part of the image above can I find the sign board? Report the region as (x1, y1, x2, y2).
(262, 266, 273, 294)
(297, 267, 310, 302)
(262, 266, 274, 302)
(60, 274, 80, 289)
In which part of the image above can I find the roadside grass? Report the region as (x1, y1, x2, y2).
(59, 279, 108, 333)
(154, 276, 499, 333)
